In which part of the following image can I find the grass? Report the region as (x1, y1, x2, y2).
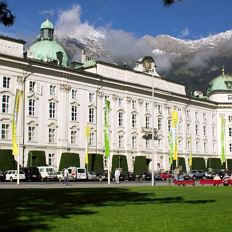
(0, 186, 231, 232)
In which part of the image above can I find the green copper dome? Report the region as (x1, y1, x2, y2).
(40, 19, 54, 30)
(207, 68, 232, 96)
(28, 40, 68, 66)
(27, 19, 68, 67)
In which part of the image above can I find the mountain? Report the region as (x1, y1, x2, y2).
(56, 30, 232, 94)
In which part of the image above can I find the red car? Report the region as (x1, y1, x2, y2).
(160, 172, 172, 180)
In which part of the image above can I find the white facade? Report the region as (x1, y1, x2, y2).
(0, 34, 231, 172)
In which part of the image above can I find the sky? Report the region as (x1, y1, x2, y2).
(1, 0, 232, 41)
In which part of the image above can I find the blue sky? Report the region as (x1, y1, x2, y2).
(1, 0, 232, 40)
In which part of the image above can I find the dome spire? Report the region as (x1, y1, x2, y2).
(222, 66, 225, 75)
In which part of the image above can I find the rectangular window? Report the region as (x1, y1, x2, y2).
(49, 102, 56, 118)
(118, 98, 123, 107)
(168, 119, 171, 132)
(146, 116, 150, 128)
(3, 76, 10, 88)
(229, 128, 232, 137)
(195, 125, 199, 135)
(89, 132, 95, 146)
(228, 116, 232, 123)
(89, 108, 94, 123)
(212, 126, 215, 137)
(158, 105, 162, 113)
(28, 99, 35, 116)
(118, 135, 123, 148)
(204, 142, 207, 152)
(71, 130, 77, 144)
(1, 123, 9, 139)
(195, 112, 198, 120)
(118, 112, 123, 127)
(203, 125, 206, 136)
(132, 114, 137, 128)
(89, 92, 94, 102)
(145, 102, 150, 111)
(48, 153, 55, 166)
(132, 135, 137, 149)
(2, 95, 10, 113)
(132, 100, 136, 110)
(187, 124, 190, 134)
(196, 141, 199, 152)
(71, 105, 77, 121)
(29, 81, 36, 92)
(48, 128, 55, 143)
(28, 126, 35, 142)
(158, 118, 162, 131)
(230, 143, 232, 152)
(228, 95, 232, 100)
(145, 138, 150, 149)
(71, 89, 77, 100)
(49, 85, 56, 96)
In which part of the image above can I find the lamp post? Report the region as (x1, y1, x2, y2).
(151, 70, 155, 187)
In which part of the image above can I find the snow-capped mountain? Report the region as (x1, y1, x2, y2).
(57, 29, 232, 93)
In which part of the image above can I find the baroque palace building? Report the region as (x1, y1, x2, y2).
(1, 19, 232, 172)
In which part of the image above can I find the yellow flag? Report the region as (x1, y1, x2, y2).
(85, 125, 90, 164)
(12, 89, 22, 156)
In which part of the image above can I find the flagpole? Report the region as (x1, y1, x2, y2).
(17, 153, 20, 185)
(108, 157, 110, 185)
(151, 72, 155, 187)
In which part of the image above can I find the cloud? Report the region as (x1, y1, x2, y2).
(179, 28, 190, 38)
(55, 4, 152, 67)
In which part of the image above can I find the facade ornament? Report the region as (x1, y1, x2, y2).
(97, 91, 104, 98)
(126, 97, 132, 103)
(138, 99, 144, 105)
(112, 94, 118, 100)
(60, 83, 71, 92)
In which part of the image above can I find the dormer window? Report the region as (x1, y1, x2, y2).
(225, 81, 232, 89)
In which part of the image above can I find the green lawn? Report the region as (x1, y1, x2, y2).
(0, 186, 231, 232)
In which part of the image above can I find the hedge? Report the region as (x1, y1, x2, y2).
(192, 157, 206, 170)
(87, 153, 104, 173)
(111, 155, 128, 173)
(171, 157, 186, 172)
(27, 150, 46, 167)
(0, 149, 17, 171)
(207, 158, 225, 170)
(133, 156, 147, 175)
(227, 159, 232, 171)
(59, 153, 80, 171)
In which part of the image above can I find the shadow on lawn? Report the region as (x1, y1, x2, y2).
(0, 188, 215, 231)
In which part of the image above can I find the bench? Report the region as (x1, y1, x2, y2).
(173, 180, 195, 186)
(199, 179, 223, 186)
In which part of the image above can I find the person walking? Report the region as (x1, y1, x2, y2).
(63, 167, 69, 186)
(115, 169, 120, 184)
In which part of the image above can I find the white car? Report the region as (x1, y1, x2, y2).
(5, 170, 26, 182)
(56, 171, 64, 182)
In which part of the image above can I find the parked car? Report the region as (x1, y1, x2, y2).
(87, 172, 97, 181)
(188, 170, 205, 179)
(37, 166, 57, 181)
(56, 171, 64, 182)
(22, 167, 41, 181)
(0, 171, 6, 181)
(97, 171, 113, 182)
(5, 170, 26, 182)
(68, 167, 87, 181)
(160, 172, 173, 181)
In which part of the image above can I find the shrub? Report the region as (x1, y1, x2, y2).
(87, 154, 104, 173)
(111, 155, 128, 173)
(171, 157, 186, 172)
(192, 157, 206, 170)
(133, 156, 147, 175)
(207, 158, 225, 170)
(27, 150, 46, 167)
(0, 149, 17, 171)
(227, 159, 232, 171)
(59, 153, 80, 171)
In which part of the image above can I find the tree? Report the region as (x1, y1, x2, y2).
(0, 1, 15, 26)
(163, 0, 182, 6)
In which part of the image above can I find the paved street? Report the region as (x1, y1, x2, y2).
(0, 181, 172, 189)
